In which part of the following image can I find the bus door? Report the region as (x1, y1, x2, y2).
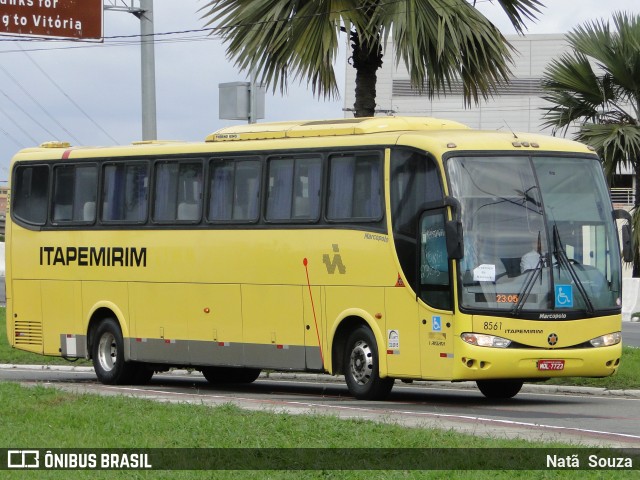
(417, 208, 455, 380)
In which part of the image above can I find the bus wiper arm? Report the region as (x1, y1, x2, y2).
(511, 256, 543, 316)
(553, 225, 595, 315)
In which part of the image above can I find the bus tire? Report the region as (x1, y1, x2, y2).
(91, 318, 136, 385)
(476, 379, 523, 399)
(201, 367, 261, 384)
(343, 326, 394, 400)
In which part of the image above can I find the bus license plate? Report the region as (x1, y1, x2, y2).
(537, 360, 565, 371)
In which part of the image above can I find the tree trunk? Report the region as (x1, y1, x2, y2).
(350, 29, 383, 118)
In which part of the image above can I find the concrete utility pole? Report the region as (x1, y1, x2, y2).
(104, 1, 157, 140)
(138, 0, 157, 140)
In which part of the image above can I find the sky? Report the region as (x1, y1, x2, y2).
(0, 0, 637, 180)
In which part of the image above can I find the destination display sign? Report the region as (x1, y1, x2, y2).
(0, 0, 104, 41)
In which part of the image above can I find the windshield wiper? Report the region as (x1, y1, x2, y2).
(511, 255, 543, 316)
(553, 225, 595, 315)
(512, 231, 544, 316)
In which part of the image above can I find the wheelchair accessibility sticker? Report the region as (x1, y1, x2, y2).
(555, 285, 573, 308)
(432, 316, 442, 332)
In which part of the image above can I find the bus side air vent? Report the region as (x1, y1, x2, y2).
(14, 319, 43, 346)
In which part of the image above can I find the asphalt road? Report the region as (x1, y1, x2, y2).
(1, 366, 639, 449)
(623, 321, 640, 347)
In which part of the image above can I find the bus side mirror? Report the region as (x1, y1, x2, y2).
(614, 209, 634, 263)
(622, 224, 633, 263)
(445, 220, 464, 260)
(418, 197, 464, 260)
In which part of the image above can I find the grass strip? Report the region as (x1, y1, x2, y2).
(0, 382, 637, 479)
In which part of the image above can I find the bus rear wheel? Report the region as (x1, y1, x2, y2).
(344, 326, 394, 400)
(92, 318, 138, 385)
(201, 367, 261, 384)
(476, 379, 524, 399)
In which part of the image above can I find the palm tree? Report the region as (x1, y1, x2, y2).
(541, 11, 640, 275)
(200, 0, 543, 117)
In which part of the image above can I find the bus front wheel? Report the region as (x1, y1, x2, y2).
(343, 326, 394, 400)
(476, 379, 523, 399)
(92, 318, 138, 385)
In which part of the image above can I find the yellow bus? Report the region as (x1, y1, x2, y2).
(6, 117, 631, 399)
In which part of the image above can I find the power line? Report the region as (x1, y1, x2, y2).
(0, 85, 61, 140)
(0, 104, 39, 144)
(0, 123, 26, 150)
(0, 63, 84, 144)
(0, 33, 214, 54)
(16, 43, 120, 144)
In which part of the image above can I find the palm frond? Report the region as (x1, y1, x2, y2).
(563, 12, 640, 113)
(541, 52, 612, 130)
(377, 0, 514, 105)
(541, 10, 640, 282)
(200, 0, 354, 99)
(491, 0, 544, 34)
(578, 123, 640, 178)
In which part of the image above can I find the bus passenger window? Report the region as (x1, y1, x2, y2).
(267, 159, 294, 220)
(208, 158, 261, 222)
(293, 158, 321, 219)
(12, 165, 49, 225)
(52, 166, 73, 221)
(327, 154, 382, 221)
(154, 161, 203, 222)
(102, 163, 149, 223)
(266, 157, 321, 221)
(52, 165, 98, 223)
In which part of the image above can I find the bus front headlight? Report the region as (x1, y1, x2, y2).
(461, 333, 511, 348)
(589, 332, 621, 347)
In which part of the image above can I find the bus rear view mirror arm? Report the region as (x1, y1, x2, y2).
(418, 196, 462, 221)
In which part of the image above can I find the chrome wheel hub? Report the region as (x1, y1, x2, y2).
(97, 332, 117, 372)
(349, 339, 373, 385)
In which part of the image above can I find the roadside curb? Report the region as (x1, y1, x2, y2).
(2, 363, 639, 398)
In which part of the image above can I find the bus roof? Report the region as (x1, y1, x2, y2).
(205, 116, 469, 141)
(11, 117, 594, 160)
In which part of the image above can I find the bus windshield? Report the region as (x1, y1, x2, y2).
(447, 155, 621, 315)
